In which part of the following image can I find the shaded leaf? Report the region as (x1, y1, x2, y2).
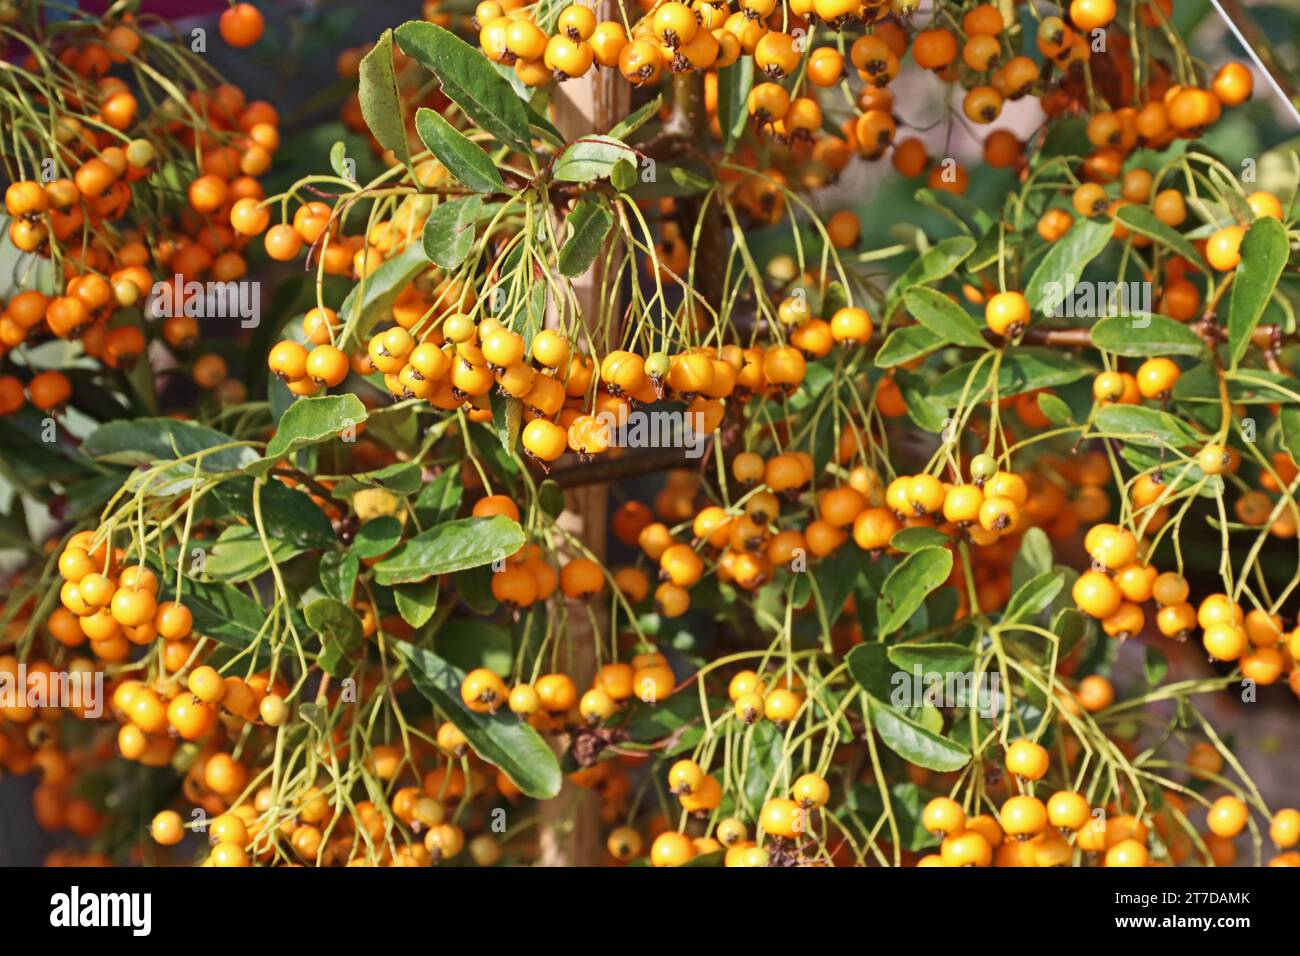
(358, 30, 411, 165)
(395, 640, 562, 799)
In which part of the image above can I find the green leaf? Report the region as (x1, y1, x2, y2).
(358, 30, 411, 166)
(208, 477, 336, 550)
(523, 102, 564, 149)
(1037, 392, 1073, 425)
(413, 468, 463, 526)
(394, 21, 533, 156)
(456, 563, 498, 614)
(82, 418, 254, 473)
(608, 94, 663, 140)
(394, 578, 440, 628)
(716, 58, 754, 155)
(558, 196, 614, 277)
(884, 236, 976, 326)
(1026, 217, 1116, 315)
(914, 188, 992, 236)
(1011, 526, 1052, 593)
(330, 462, 424, 498)
(931, 348, 1091, 406)
(205, 525, 306, 582)
(683, 850, 724, 867)
(903, 286, 987, 348)
(1002, 569, 1065, 625)
(1090, 314, 1209, 358)
(743, 720, 786, 814)
(338, 242, 430, 348)
(1113, 203, 1203, 267)
(846, 643, 894, 700)
(1094, 404, 1199, 449)
(895, 370, 950, 433)
(887, 642, 976, 677)
(1281, 408, 1300, 463)
(552, 135, 638, 182)
(422, 195, 483, 270)
(373, 515, 525, 585)
(869, 696, 970, 772)
(251, 394, 369, 476)
(160, 577, 269, 650)
(1227, 216, 1289, 368)
(876, 546, 953, 635)
(434, 617, 513, 675)
(875, 324, 944, 368)
(538, 480, 565, 519)
(306, 598, 364, 677)
(889, 526, 949, 553)
(1053, 607, 1088, 659)
(353, 516, 403, 559)
(319, 551, 360, 604)
(488, 390, 522, 453)
(395, 640, 562, 799)
(668, 165, 710, 193)
(414, 107, 504, 193)
(610, 158, 637, 191)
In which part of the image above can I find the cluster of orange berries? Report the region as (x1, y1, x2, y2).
(909, 739, 1300, 868)
(460, 648, 679, 729)
(52, 530, 192, 665)
(149, 742, 521, 867)
(1072, 520, 1300, 694)
(1, 9, 282, 410)
(640, 761, 829, 866)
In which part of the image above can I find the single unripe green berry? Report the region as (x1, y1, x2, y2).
(970, 453, 997, 482)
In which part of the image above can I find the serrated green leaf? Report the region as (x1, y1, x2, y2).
(889, 526, 949, 553)
(251, 394, 369, 476)
(716, 58, 754, 155)
(552, 135, 637, 182)
(319, 551, 360, 604)
(395, 640, 561, 798)
(875, 324, 945, 368)
(1113, 203, 1203, 266)
(1002, 569, 1065, 625)
(373, 515, 524, 584)
(395, 21, 533, 156)
(903, 286, 987, 348)
(883, 235, 977, 327)
(846, 643, 894, 700)
(931, 348, 1091, 406)
(558, 196, 614, 277)
(1037, 392, 1073, 425)
(869, 696, 970, 771)
(1227, 216, 1289, 368)
(422, 195, 483, 269)
(358, 30, 411, 166)
(1090, 314, 1209, 358)
(338, 242, 430, 348)
(1027, 217, 1116, 315)
(414, 107, 504, 193)
(1094, 403, 1199, 449)
(306, 597, 364, 677)
(394, 578, 440, 628)
(876, 546, 953, 635)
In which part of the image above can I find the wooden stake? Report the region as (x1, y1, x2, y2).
(535, 4, 629, 868)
